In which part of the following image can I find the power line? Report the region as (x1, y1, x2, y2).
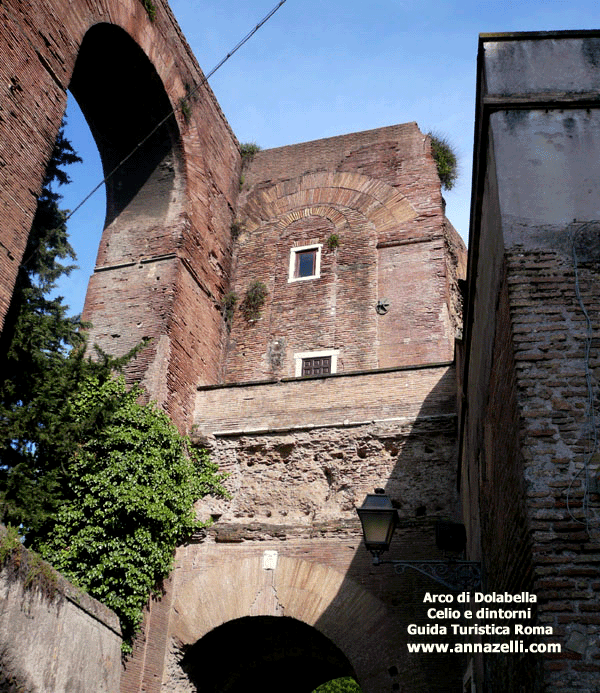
(65, 0, 287, 222)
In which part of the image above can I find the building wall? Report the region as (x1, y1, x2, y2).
(462, 32, 600, 693)
(1, 3, 468, 691)
(0, 530, 121, 693)
(160, 126, 468, 692)
(223, 124, 464, 382)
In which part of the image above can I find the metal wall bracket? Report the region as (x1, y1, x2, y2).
(375, 558, 482, 591)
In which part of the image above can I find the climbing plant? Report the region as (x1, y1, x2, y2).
(37, 374, 228, 652)
(427, 131, 458, 191)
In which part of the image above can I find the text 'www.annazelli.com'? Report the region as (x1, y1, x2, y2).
(407, 641, 562, 654)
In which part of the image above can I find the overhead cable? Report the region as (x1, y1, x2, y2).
(65, 0, 287, 222)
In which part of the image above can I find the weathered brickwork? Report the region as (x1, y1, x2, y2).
(2, 2, 470, 691)
(223, 124, 464, 382)
(462, 33, 600, 693)
(194, 411, 458, 531)
(162, 529, 464, 693)
(508, 241, 600, 691)
(0, 0, 240, 433)
(194, 364, 456, 434)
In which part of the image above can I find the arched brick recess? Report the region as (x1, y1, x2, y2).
(242, 171, 417, 235)
(169, 555, 393, 690)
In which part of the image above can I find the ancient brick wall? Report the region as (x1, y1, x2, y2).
(193, 365, 458, 528)
(165, 365, 463, 692)
(1, 3, 468, 690)
(223, 124, 464, 382)
(462, 32, 600, 693)
(0, 0, 240, 432)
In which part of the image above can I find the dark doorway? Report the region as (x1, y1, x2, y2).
(180, 616, 358, 693)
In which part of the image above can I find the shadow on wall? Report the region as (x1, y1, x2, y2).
(180, 616, 355, 693)
(312, 367, 465, 693)
(70, 23, 180, 229)
(170, 368, 463, 693)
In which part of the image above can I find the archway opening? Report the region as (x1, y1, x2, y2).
(179, 616, 359, 693)
(68, 23, 181, 230)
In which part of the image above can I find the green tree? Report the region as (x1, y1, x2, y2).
(313, 677, 362, 693)
(0, 122, 87, 538)
(38, 374, 227, 651)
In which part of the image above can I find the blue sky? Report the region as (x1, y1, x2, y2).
(57, 0, 599, 315)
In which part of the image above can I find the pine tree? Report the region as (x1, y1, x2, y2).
(0, 122, 88, 539)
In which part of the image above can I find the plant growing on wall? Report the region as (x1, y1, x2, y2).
(0, 526, 58, 600)
(141, 0, 156, 22)
(240, 142, 261, 163)
(222, 291, 238, 326)
(239, 143, 261, 189)
(240, 280, 268, 321)
(427, 131, 458, 191)
(179, 97, 192, 123)
(326, 233, 340, 250)
(37, 374, 228, 653)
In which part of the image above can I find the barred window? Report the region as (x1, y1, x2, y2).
(301, 356, 332, 377)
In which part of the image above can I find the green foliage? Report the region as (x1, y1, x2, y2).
(313, 677, 362, 693)
(179, 97, 192, 123)
(0, 525, 20, 565)
(0, 122, 147, 542)
(0, 121, 91, 540)
(240, 142, 261, 163)
(222, 291, 238, 326)
(240, 280, 268, 321)
(37, 374, 228, 651)
(0, 119, 227, 655)
(141, 0, 156, 22)
(427, 131, 458, 191)
(327, 233, 340, 250)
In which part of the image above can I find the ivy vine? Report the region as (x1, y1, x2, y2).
(37, 374, 228, 653)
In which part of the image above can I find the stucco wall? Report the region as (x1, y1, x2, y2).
(462, 31, 600, 692)
(0, 533, 121, 693)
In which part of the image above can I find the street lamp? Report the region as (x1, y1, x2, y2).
(356, 490, 482, 591)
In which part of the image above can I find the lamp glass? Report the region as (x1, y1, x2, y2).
(357, 493, 397, 552)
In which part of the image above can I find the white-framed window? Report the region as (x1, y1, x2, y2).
(294, 349, 339, 378)
(288, 244, 322, 282)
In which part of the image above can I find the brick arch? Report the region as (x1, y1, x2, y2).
(242, 171, 417, 234)
(275, 205, 348, 231)
(170, 555, 394, 688)
(1, 0, 239, 429)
